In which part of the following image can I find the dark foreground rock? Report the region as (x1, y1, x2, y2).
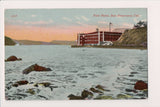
(68, 90, 93, 100)
(12, 80, 28, 87)
(95, 85, 106, 91)
(68, 85, 106, 100)
(90, 88, 103, 94)
(68, 94, 84, 100)
(23, 64, 52, 74)
(34, 82, 51, 87)
(81, 90, 93, 98)
(26, 89, 35, 95)
(134, 80, 147, 90)
(5, 56, 22, 62)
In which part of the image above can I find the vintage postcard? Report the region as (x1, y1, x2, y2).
(4, 8, 148, 100)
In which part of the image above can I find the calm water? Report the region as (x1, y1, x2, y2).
(5, 45, 148, 100)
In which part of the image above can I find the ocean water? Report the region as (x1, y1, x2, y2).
(5, 45, 148, 100)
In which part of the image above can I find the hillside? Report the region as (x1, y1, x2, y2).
(16, 40, 54, 45)
(114, 27, 147, 47)
(51, 40, 77, 45)
(5, 36, 16, 45)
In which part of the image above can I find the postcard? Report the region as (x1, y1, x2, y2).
(1, 1, 160, 107)
(4, 8, 148, 100)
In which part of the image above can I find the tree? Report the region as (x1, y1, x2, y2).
(134, 20, 147, 28)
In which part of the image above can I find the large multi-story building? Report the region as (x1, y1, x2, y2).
(77, 29, 122, 46)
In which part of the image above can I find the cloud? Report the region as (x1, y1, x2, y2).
(81, 16, 89, 21)
(62, 17, 72, 22)
(111, 23, 133, 29)
(48, 19, 54, 23)
(31, 15, 37, 17)
(122, 23, 133, 28)
(141, 19, 147, 22)
(75, 21, 91, 27)
(5, 19, 23, 25)
(24, 20, 53, 25)
(75, 16, 80, 20)
(76, 21, 84, 25)
(75, 16, 90, 21)
(134, 18, 138, 23)
(98, 21, 108, 24)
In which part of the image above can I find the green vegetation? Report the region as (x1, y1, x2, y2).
(134, 21, 147, 28)
(5, 36, 16, 45)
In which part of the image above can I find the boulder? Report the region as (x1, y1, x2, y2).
(134, 80, 147, 90)
(90, 88, 103, 94)
(95, 85, 105, 91)
(116, 94, 132, 99)
(23, 64, 52, 74)
(26, 89, 35, 95)
(12, 80, 28, 87)
(34, 82, 51, 87)
(5, 56, 22, 62)
(81, 90, 93, 98)
(34, 64, 51, 71)
(68, 94, 84, 100)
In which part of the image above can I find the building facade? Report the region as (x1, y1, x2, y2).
(77, 30, 122, 46)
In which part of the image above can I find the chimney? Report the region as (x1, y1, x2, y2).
(96, 28, 99, 32)
(109, 22, 112, 32)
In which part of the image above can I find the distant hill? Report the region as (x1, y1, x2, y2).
(5, 36, 16, 45)
(15, 40, 77, 45)
(16, 40, 54, 45)
(114, 27, 147, 47)
(50, 40, 77, 45)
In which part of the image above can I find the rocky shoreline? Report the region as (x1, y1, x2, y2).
(71, 45, 147, 50)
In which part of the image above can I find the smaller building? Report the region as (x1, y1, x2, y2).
(77, 29, 122, 46)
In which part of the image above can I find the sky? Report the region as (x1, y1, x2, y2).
(5, 8, 147, 42)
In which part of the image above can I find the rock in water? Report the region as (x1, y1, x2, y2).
(23, 64, 35, 74)
(5, 56, 22, 62)
(26, 89, 35, 95)
(34, 64, 51, 71)
(116, 94, 132, 99)
(34, 82, 51, 87)
(68, 94, 84, 100)
(134, 80, 147, 90)
(23, 64, 52, 74)
(90, 88, 103, 94)
(81, 90, 93, 98)
(95, 85, 105, 91)
(12, 80, 28, 87)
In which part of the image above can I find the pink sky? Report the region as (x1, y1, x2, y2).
(5, 25, 108, 42)
(5, 9, 146, 42)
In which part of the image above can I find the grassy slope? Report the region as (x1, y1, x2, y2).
(114, 27, 147, 46)
(5, 36, 16, 45)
